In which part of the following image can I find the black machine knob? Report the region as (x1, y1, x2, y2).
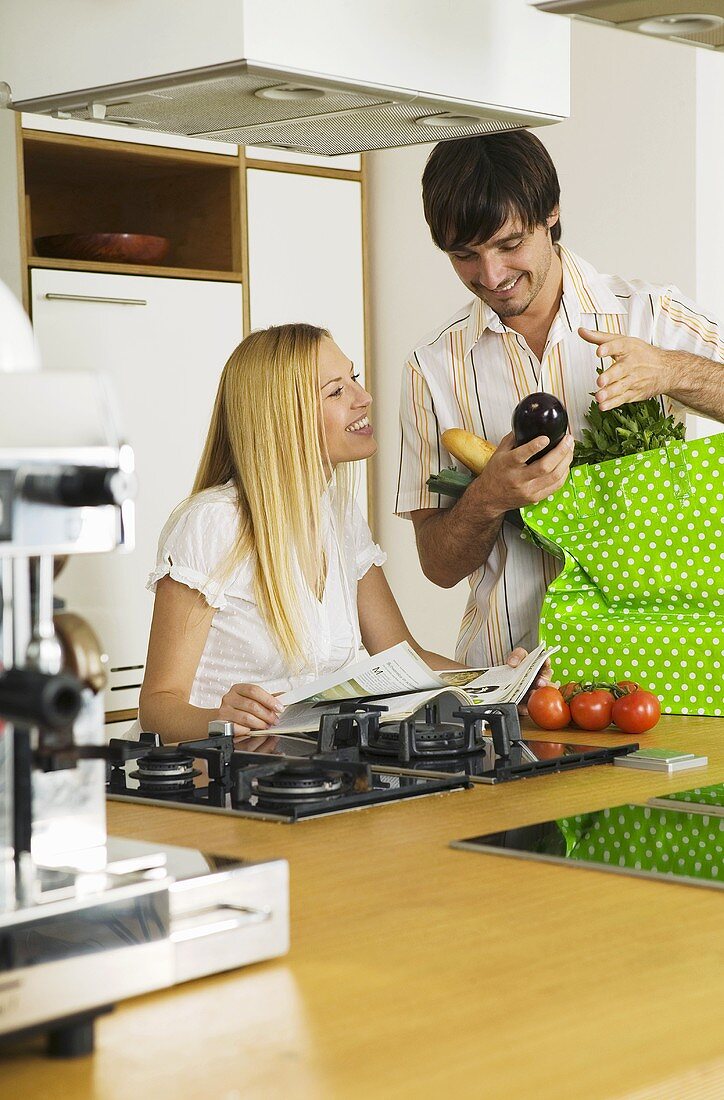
(19, 465, 135, 508)
(0, 667, 83, 731)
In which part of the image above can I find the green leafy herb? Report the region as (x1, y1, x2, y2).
(573, 395, 685, 466)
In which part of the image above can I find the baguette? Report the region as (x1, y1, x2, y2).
(442, 428, 496, 476)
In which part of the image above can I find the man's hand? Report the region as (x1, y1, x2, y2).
(507, 646, 552, 689)
(580, 326, 724, 422)
(411, 430, 573, 590)
(578, 328, 677, 410)
(507, 646, 552, 715)
(470, 430, 574, 515)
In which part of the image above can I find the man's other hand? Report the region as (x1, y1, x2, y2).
(578, 328, 676, 410)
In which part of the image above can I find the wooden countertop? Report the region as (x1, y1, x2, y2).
(4, 717, 724, 1098)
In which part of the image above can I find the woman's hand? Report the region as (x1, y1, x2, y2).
(507, 646, 552, 715)
(218, 682, 284, 750)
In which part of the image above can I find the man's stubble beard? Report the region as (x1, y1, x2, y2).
(476, 235, 554, 319)
(489, 280, 535, 318)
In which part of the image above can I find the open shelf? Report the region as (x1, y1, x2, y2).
(29, 256, 243, 282)
(22, 130, 243, 279)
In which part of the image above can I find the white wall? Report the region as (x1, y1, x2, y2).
(365, 142, 468, 658)
(366, 19, 701, 657)
(691, 50, 724, 440)
(695, 52, 724, 319)
(542, 23, 697, 294)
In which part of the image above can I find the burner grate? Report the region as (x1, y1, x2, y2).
(369, 720, 479, 758)
(232, 753, 371, 810)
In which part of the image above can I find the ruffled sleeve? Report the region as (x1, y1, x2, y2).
(147, 488, 248, 610)
(351, 503, 387, 580)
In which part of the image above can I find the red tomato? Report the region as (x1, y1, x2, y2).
(570, 689, 614, 731)
(616, 680, 640, 696)
(560, 681, 581, 703)
(527, 686, 571, 730)
(612, 690, 661, 735)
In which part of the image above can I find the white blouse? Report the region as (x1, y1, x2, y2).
(147, 482, 386, 708)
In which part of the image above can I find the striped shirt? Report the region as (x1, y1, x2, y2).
(396, 245, 724, 667)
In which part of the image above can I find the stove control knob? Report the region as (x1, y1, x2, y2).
(208, 719, 235, 738)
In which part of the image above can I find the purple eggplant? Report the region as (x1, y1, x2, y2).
(512, 393, 568, 463)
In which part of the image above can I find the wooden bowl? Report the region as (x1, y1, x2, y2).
(34, 232, 171, 265)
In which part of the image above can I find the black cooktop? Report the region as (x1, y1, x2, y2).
(288, 699, 637, 783)
(106, 700, 637, 820)
(106, 728, 470, 822)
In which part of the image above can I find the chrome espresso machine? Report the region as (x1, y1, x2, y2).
(0, 289, 288, 1057)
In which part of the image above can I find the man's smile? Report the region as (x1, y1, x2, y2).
(485, 273, 525, 298)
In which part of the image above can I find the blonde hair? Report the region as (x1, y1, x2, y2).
(192, 323, 354, 667)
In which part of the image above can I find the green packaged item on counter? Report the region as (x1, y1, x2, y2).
(521, 435, 724, 716)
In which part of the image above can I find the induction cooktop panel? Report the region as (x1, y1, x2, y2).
(452, 802, 723, 890)
(648, 783, 724, 817)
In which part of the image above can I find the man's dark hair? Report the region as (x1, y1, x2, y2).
(422, 130, 561, 252)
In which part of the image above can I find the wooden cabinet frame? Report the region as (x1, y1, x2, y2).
(15, 118, 374, 726)
(17, 118, 369, 382)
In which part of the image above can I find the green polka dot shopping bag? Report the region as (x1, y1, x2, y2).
(521, 436, 724, 716)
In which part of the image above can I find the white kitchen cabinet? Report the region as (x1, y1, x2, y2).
(31, 268, 243, 714)
(246, 167, 368, 504)
(246, 168, 364, 365)
(245, 147, 361, 171)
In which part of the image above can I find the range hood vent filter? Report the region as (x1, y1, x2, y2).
(533, 2, 724, 50)
(47, 66, 534, 155)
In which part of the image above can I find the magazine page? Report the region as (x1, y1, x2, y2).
(499, 643, 558, 703)
(455, 643, 554, 702)
(280, 641, 448, 706)
(274, 686, 460, 735)
(276, 642, 557, 733)
(273, 701, 341, 735)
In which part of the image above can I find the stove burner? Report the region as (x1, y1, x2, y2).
(253, 763, 349, 805)
(371, 720, 479, 757)
(130, 747, 201, 795)
(349, 701, 523, 764)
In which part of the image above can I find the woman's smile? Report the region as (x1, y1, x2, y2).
(346, 414, 373, 436)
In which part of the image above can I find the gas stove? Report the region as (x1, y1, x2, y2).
(340, 699, 638, 782)
(107, 717, 471, 822)
(107, 702, 638, 820)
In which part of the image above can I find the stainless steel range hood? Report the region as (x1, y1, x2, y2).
(532, 1, 724, 50)
(0, 0, 570, 156)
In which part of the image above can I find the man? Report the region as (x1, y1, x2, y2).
(396, 130, 724, 667)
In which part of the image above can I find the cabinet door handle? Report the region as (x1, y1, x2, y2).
(44, 293, 148, 306)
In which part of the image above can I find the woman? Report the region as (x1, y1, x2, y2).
(139, 324, 540, 746)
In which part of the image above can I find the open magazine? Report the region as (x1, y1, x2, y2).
(275, 641, 556, 735)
